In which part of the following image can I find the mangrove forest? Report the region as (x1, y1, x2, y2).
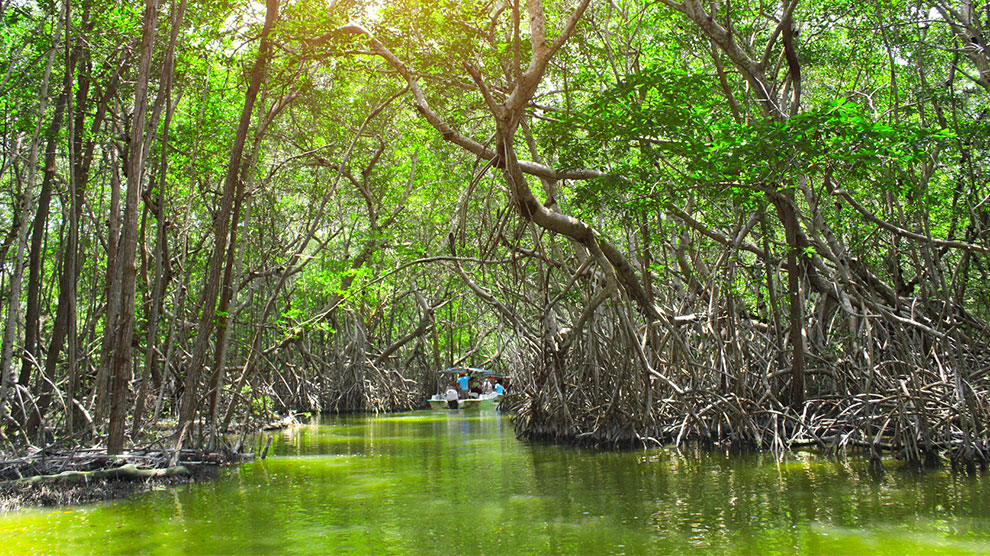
(1, 0, 990, 471)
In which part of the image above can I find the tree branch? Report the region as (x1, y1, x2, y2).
(329, 23, 602, 181)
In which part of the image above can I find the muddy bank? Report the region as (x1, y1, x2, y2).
(0, 450, 235, 514)
(1, 424, 287, 512)
(0, 413, 301, 513)
(0, 463, 220, 513)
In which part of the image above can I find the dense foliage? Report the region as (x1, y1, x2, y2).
(0, 0, 988, 466)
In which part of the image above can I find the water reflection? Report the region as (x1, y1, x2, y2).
(1, 411, 989, 555)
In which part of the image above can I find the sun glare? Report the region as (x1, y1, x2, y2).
(362, 0, 385, 24)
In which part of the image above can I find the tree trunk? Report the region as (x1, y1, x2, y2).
(176, 0, 278, 448)
(106, 0, 161, 455)
(772, 192, 806, 409)
(18, 93, 66, 402)
(1, 191, 32, 424)
(131, 0, 187, 442)
(5, 8, 63, 431)
(207, 194, 252, 437)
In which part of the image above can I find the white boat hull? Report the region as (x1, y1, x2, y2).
(428, 393, 502, 410)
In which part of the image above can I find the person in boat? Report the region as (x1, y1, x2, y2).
(470, 377, 483, 397)
(494, 380, 504, 395)
(444, 384, 459, 409)
(457, 372, 470, 398)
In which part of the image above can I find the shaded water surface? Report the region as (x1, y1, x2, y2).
(2, 411, 990, 554)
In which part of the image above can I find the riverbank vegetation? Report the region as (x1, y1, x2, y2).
(0, 0, 988, 471)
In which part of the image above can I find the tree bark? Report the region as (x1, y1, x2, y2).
(6, 7, 64, 431)
(106, 0, 161, 455)
(176, 0, 278, 447)
(18, 93, 66, 400)
(772, 192, 806, 409)
(131, 0, 187, 441)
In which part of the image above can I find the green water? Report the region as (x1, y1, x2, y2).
(2, 411, 990, 555)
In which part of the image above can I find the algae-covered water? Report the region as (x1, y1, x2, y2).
(2, 411, 989, 555)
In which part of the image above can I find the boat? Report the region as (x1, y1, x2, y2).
(428, 391, 502, 410)
(427, 367, 508, 410)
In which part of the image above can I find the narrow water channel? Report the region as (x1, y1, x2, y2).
(2, 411, 989, 555)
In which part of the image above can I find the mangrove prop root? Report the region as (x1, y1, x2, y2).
(5, 464, 190, 486)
